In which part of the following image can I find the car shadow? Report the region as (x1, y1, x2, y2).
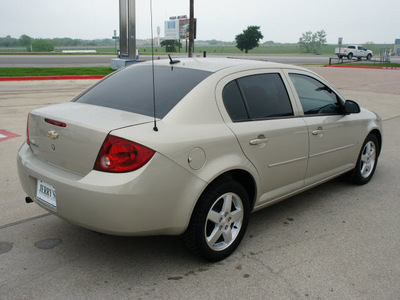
(47, 176, 356, 262)
(8, 175, 371, 293)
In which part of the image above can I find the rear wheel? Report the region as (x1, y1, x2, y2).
(348, 53, 353, 60)
(184, 177, 250, 262)
(350, 134, 379, 185)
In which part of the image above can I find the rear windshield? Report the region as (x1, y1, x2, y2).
(75, 65, 212, 118)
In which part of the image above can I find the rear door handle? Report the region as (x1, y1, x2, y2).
(250, 135, 268, 145)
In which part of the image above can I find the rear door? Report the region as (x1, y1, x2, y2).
(216, 69, 309, 205)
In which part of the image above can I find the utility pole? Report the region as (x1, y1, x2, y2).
(188, 0, 194, 57)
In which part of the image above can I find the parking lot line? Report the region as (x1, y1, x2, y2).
(0, 129, 21, 141)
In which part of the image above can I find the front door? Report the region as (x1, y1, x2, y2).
(286, 72, 361, 185)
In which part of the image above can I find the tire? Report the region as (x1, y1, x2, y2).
(184, 177, 250, 262)
(367, 54, 372, 61)
(348, 53, 353, 60)
(350, 134, 379, 185)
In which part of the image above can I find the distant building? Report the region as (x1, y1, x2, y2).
(395, 39, 400, 55)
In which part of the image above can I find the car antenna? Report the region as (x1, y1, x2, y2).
(150, 0, 158, 132)
(168, 54, 180, 65)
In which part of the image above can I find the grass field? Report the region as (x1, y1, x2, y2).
(137, 45, 340, 55)
(108, 44, 395, 56)
(0, 67, 114, 77)
(2, 43, 394, 56)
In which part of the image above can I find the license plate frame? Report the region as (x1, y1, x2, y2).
(36, 180, 57, 209)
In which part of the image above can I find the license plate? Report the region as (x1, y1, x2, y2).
(36, 180, 57, 208)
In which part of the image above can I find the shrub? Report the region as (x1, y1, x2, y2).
(32, 39, 54, 52)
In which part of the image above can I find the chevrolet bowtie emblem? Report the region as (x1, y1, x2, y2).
(47, 130, 59, 139)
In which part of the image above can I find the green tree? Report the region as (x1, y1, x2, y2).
(263, 40, 275, 45)
(209, 39, 218, 45)
(19, 34, 32, 52)
(0, 35, 18, 47)
(313, 30, 327, 54)
(160, 40, 182, 52)
(299, 31, 313, 53)
(31, 39, 54, 52)
(235, 26, 264, 54)
(299, 30, 327, 54)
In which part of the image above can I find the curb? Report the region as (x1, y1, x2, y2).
(325, 65, 400, 70)
(0, 75, 106, 82)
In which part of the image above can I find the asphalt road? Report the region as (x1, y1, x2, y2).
(1, 54, 399, 67)
(0, 67, 399, 299)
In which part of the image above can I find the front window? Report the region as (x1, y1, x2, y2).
(289, 74, 343, 115)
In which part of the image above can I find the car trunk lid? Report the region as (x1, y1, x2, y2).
(28, 102, 153, 175)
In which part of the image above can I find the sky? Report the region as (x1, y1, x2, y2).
(0, 0, 399, 44)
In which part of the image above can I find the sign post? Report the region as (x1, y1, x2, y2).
(188, 0, 194, 57)
(164, 15, 196, 55)
(112, 30, 119, 56)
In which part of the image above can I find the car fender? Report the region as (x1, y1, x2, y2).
(364, 110, 383, 154)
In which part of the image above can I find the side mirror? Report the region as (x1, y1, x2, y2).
(344, 100, 360, 114)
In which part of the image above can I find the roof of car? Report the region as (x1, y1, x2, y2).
(140, 57, 305, 73)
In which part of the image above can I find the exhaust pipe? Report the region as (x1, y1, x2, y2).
(25, 197, 33, 203)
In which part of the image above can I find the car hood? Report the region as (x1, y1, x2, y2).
(28, 102, 153, 175)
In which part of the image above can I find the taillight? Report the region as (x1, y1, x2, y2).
(94, 135, 155, 173)
(45, 118, 67, 127)
(26, 114, 30, 145)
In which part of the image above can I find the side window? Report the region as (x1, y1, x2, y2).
(289, 74, 342, 115)
(222, 81, 248, 122)
(349, 45, 355, 49)
(222, 73, 293, 121)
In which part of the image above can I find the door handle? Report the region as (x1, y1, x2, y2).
(250, 135, 268, 145)
(312, 126, 324, 135)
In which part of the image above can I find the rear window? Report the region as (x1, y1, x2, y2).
(223, 73, 293, 122)
(75, 65, 212, 118)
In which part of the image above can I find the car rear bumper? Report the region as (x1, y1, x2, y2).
(17, 143, 207, 236)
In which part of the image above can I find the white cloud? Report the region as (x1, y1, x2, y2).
(0, 0, 399, 43)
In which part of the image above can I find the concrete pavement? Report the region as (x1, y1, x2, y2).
(0, 67, 399, 299)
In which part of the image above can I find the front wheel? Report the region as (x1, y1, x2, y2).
(184, 177, 250, 262)
(367, 54, 372, 61)
(350, 134, 379, 185)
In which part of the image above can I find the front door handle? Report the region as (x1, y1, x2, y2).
(312, 126, 324, 135)
(250, 135, 268, 145)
